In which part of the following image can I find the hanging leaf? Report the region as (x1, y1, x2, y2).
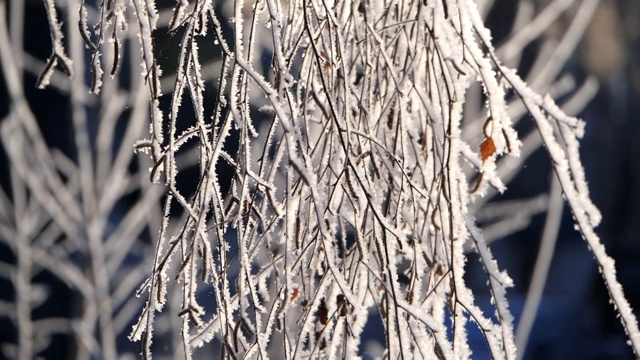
(480, 137, 497, 163)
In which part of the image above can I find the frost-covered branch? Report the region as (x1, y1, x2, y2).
(3, 0, 638, 358)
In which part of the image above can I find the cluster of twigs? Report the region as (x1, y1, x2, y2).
(1, 0, 639, 358)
